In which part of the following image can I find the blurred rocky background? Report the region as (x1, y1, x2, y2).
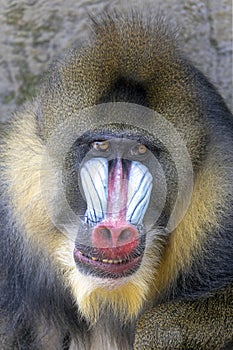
(0, 0, 232, 121)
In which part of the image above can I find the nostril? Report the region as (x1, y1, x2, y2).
(93, 226, 113, 247)
(118, 228, 135, 243)
(99, 227, 112, 242)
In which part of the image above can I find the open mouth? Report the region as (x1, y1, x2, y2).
(73, 239, 145, 278)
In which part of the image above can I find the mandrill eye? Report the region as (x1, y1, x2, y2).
(92, 140, 110, 152)
(130, 143, 147, 156)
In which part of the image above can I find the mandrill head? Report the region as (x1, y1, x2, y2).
(40, 101, 193, 324)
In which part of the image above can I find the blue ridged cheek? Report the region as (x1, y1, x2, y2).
(80, 158, 108, 224)
(127, 161, 153, 225)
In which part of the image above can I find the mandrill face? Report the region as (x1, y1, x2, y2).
(41, 103, 192, 290)
(73, 137, 153, 279)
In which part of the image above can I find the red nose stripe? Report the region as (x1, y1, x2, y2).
(107, 158, 128, 222)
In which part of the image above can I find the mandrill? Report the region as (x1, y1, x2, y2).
(0, 11, 233, 350)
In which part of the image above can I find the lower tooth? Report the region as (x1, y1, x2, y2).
(113, 260, 121, 264)
(93, 258, 126, 264)
(102, 259, 121, 264)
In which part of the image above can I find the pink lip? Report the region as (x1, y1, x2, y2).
(74, 248, 142, 276)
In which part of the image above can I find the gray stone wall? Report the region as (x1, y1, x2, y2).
(0, 0, 232, 120)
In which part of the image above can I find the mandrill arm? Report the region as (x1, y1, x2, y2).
(134, 286, 233, 350)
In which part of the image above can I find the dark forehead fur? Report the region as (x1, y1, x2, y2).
(39, 13, 188, 126)
(38, 11, 233, 166)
